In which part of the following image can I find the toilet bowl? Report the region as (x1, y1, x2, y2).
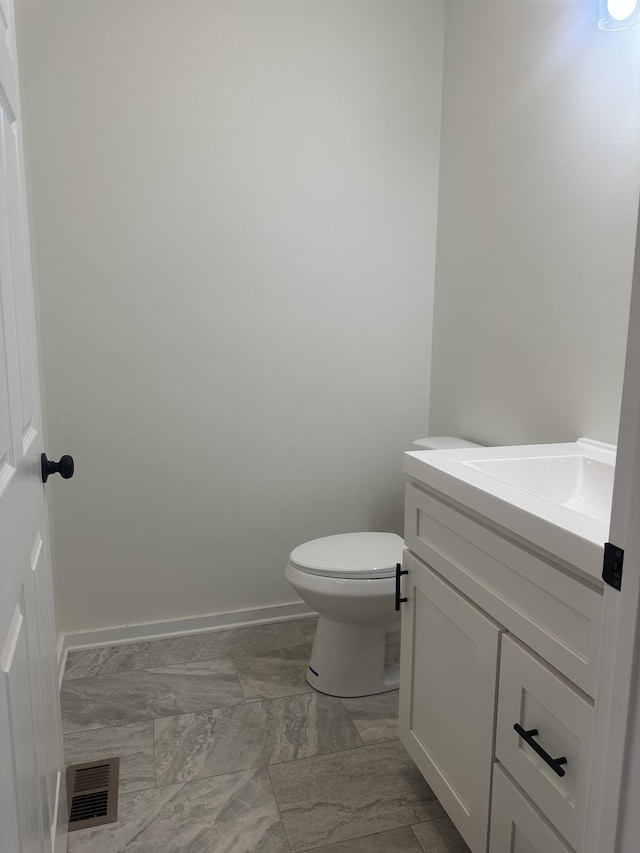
(285, 532, 404, 697)
(285, 436, 481, 698)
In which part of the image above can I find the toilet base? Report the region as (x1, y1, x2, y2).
(306, 615, 401, 697)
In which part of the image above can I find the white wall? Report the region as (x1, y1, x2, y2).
(429, 0, 640, 447)
(19, 1, 445, 634)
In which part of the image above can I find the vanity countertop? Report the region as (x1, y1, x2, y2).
(403, 438, 615, 581)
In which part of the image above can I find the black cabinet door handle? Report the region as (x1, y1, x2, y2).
(513, 723, 568, 778)
(395, 563, 408, 611)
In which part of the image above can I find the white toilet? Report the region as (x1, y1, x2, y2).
(285, 436, 480, 698)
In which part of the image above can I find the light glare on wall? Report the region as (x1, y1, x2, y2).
(598, 0, 640, 29)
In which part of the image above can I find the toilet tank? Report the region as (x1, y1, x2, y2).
(412, 436, 482, 451)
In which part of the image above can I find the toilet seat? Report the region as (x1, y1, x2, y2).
(289, 532, 403, 580)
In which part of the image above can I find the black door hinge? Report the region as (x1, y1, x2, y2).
(603, 542, 624, 590)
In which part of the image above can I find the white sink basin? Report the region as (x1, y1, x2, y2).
(464, 452, 614, 522)
(403, 438, 616, 581)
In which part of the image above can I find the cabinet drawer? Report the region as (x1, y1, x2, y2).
(496, 635, 593, 851)
(489, 765, 573, 853)
(404, 483, 603, 696)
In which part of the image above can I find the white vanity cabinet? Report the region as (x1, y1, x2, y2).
(400, 481, 604, 853)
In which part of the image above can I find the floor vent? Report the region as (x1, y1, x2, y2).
(66, 757, 119, 831)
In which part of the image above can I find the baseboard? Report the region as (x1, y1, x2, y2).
(61, 601, 316, 654)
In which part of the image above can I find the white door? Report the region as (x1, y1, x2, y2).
(398, 549, 503, 853)
(0, 0, 67, 851)
(584, 199, 640, 853)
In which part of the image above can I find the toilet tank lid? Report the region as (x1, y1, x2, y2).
(412, 436, 482, 451)
(289, 532, 403, 578)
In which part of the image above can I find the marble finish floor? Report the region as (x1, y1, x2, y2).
(62, 618, 470, 853)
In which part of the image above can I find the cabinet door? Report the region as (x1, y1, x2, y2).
(490, 765, 572, 853)
(399, 549, 503, 853)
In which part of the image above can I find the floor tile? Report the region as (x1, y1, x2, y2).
(67, 768, 289, 852)
(64, 643, 149, 681)
(341, 691, 399, 744)
(148, 621, 306, 667)
(297, 617, 318, 645)
(268, 739, 441, 851)
(59, 622, 450, 853)
(235, 643, 313, 700)
(61, 659, 244, 732)
(63, 722, 155, 793)
(305, 825, 424, 851)
(412, 816, 470, 853)
(155, 692, 363, 785)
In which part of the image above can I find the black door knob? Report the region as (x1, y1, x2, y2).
(41, 453, 75, 483)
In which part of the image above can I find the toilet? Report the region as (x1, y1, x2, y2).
(285, 436, 481, 698)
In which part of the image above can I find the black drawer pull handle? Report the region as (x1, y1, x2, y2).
(395, 563, 408, 611)
(513, 724, 568, 778)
